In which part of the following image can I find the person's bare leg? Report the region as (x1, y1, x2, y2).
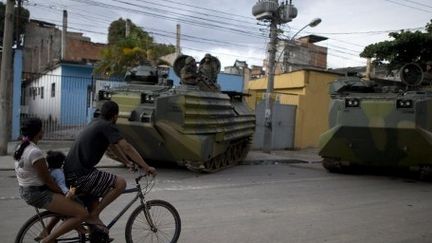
(41, 194, 88, 243)
(86, 176, 126, 226)
(35, 217, 59, 240)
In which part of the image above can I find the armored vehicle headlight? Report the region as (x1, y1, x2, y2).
(141, 93, 155, 104)
(396, 99, 413, 108)
(98, 90, 112, 100)
(345, 98, 360, 108)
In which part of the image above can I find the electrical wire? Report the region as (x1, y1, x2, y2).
(383, 0, 432, 13)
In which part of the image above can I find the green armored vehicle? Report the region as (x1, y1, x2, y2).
(319, 63, 432, 175)
(96, 55, 255, 172)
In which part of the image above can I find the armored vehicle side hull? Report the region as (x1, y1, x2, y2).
(319, 92, 432, 173)
(107, 88, 255, 172)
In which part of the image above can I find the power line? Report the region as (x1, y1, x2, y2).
(67, 0, 266, 39)
(383, 0, 432, 13)
(27, 1, 367, 66)
(312, 27, 425, 35)
(32, 16, 365, 67)
(139, 0, 255, 21)
(114, 0, 260, 32)
(403, 0, 432, 9)
(119, 0, 259, 27)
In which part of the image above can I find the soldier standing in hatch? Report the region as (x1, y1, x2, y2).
(424, 61, 432, 82)
(180, 56, 198, 85)
(199, 53, 217, 83)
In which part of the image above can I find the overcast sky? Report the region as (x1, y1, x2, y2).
(19, 0, 432, 69)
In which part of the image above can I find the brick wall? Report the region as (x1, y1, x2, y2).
(65, 38, 105, 63)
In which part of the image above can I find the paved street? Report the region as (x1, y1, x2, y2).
(2, 163, 432, 243)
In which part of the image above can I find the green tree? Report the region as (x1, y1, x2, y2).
(95, 18, 175, 77)
(0, 2, 30, 46)
(360, 19, 432, 71)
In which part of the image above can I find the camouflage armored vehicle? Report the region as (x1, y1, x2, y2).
(96, 55, 255, 172)
(319, 63, 432, 176)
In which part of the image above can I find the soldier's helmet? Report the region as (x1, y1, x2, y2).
(185, 56, 195, 65)
(204, 53, 212, 59)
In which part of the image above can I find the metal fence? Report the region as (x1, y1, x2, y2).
(21, 72, 99, 140)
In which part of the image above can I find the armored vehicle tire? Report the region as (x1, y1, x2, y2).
(190, 137, 252, 173)
(322, 158, 341, 173)
(419, 166, 432, 181)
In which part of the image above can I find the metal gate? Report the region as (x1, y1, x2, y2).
(252, 101, 296, 150)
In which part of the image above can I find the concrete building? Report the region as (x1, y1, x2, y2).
(23, 19, 105, 76)
(247, 69, 342, 149)
(250, 65, 265, 80)
(263, 35, 328, 75)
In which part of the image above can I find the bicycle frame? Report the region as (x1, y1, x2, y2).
(106, 187, 141, 229)
(106, 176, 155, 230)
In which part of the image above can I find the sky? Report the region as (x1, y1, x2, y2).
(18, 0, 432, 69)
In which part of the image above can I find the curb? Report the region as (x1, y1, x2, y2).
(241, 159, 322, 165)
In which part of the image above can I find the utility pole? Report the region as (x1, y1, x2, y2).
(252, 0, 297, 153)
(176, 24, 181, 57)
(16, 0, 21, 47)
(0, 0, 15, 155)
(125, 19, 130, 37)
(61, 10, 67, 60)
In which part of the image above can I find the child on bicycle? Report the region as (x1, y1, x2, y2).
(14, 117, 88, 243)
(34, 150, 82, 241)
(46, 150, 75, 198)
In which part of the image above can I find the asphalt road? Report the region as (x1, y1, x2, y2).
(2, 163, 432, 243)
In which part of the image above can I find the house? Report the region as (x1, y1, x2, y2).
(22, 62, 95, 126)
(20, 18, 106, 139)
(247, 68, 342, 149)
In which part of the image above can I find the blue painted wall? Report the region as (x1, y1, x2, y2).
(12, 49, 23, 140)
(60, 64, 93, 125)
(167, 67, 244, 92)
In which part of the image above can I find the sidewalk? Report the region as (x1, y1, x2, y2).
(0, 141, 322, 170)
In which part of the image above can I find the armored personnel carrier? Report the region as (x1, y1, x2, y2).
(319, 63, 432, 176)
(95, 55, 255, 172)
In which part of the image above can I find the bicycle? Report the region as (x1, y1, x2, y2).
(15, 174, 182, 243)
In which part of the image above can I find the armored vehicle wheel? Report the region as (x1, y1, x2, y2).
(419, 166, 432, 181)
(201, 137, 252, 173)
(322, 158, 341, 173)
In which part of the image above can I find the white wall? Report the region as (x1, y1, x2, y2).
(24, 66, 62, 122)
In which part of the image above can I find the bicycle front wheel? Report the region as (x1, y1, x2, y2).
(125, 199, 181, 243)
(15, 211, 86, 243)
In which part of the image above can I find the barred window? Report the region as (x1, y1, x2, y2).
(51, 83, 55, 97)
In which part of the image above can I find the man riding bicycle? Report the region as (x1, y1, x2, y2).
(64, 100, 156, 235)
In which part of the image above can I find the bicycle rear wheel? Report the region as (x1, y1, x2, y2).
(125, 199, 181, 243)
(15, 211, 86, 243)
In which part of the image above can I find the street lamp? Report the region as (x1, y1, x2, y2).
(291, 18, 321, 40)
